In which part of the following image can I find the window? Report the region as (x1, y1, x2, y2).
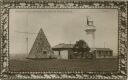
(59, 51, 61, 55)
(98, 51, 101, 57)
(43, 51, 47, 54)
(106, 51, 109, 56)
(109, 52, 112, 56)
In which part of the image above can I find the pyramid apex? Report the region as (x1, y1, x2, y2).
(39, 28, 43, 31)
(38, 28, 44, 34)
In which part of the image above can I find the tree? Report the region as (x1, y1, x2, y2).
(73, 40, 90, 58)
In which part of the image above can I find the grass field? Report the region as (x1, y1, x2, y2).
(9, 58, 118, 72)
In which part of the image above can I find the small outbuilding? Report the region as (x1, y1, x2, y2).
(52, 43, 74, 59)
(91, 48, 113, 58)
(52, 43, 91, 59)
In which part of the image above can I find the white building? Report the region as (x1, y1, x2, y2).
(84, 16, 96, 48)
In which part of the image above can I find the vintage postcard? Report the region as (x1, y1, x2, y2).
(0, 0, 127, 80)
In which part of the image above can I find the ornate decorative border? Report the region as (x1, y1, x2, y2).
(0, 0, 127, 79)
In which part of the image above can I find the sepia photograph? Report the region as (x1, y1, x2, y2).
(0, 0, 127, 79)
(9, 9, 118, 72)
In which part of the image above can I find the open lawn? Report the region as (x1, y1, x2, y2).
(9, 58, 118, 72)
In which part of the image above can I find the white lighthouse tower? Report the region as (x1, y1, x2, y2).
(84, 16, 96, 48)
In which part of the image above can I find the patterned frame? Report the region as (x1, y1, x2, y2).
(0, 0, 127, 80)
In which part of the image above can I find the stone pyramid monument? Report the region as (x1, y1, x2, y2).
(27, 28, 54, 59)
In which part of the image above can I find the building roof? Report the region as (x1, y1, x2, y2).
(91, 48, 113, 51)
(52, 43, 74, 49)
(53, 43, 113, 51)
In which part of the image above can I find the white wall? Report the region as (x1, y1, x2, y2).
(60, 50, 68, 59)
(53, 50, 69, 59)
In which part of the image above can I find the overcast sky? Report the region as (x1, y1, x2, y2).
(9, 9, 118, 56)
